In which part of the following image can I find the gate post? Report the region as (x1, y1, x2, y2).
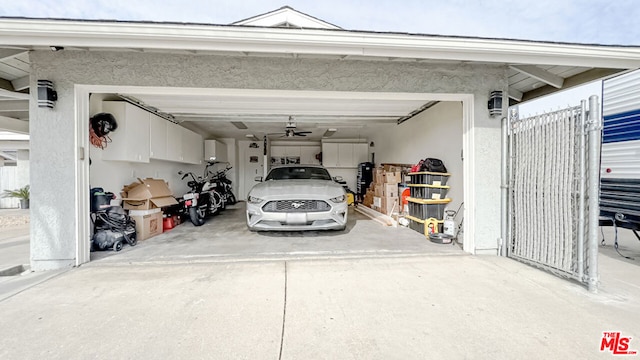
(586, 95, 602, 292)
(500, 115, 509, 257)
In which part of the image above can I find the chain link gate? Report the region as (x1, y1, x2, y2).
(505, 96, 601, 291)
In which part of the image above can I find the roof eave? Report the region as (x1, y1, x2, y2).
(1, 18, 639, 69)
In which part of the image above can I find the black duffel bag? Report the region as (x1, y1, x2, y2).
(420, 158, 447, 173)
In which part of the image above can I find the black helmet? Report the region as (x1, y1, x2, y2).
(90, 113, 118, 137)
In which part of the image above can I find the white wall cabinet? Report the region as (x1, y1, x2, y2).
(182, 128, 203, 165)
(149, 117, 203, 164)
(101, 101, 150, 163)
(205, 140, 228, 162)
(149, 114, 168, 160)
(165, 122, 183, 162)
(322, 142, 368, 168)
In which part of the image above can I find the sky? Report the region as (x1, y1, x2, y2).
(518, 80, 602, 118)
(1, 0, 639, 45)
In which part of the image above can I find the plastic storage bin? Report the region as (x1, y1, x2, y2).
(409, 184, 450, 200)
(407, 197, 451, 220)
(408, 172, 450, 186)
(406, 215, 443, 235)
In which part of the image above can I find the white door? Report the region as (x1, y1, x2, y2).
(239, 140, 264, 200)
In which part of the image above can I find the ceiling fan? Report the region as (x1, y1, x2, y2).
(269, 116, 312, 138)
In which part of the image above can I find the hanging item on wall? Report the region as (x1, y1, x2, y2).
(89, 112, 118, 149)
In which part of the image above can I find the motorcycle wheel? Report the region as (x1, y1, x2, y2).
(189, 207, 206, 226)
(227, 192, 237, 205)
(212, 192, 224, 214)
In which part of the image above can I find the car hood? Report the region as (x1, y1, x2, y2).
(249, 179, 345, 199)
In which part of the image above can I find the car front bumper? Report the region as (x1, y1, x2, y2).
(246, 201, 348, 231)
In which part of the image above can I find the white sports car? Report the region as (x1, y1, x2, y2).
(246, 165, 348, 231)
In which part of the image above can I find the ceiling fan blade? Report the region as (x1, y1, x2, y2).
(295, 131, 312, 135)
(296, 133, 307, 137)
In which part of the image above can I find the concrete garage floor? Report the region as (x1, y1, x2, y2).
(91, 203, 463, 265)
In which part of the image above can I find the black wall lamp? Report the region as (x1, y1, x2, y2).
(37, 80, 57, 108)
(488, 90, 503, 117)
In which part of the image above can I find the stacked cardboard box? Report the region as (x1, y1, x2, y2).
(365, 166, 401, 215)
(121, 178, 178, 241)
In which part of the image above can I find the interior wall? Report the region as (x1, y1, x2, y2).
(370, 101, 464, 218)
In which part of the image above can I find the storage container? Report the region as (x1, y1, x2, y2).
(407, 197, 451, 220)
(409, 184, 450, 200)
(408, 171, 450, 186)
(406, 215, 443, 235)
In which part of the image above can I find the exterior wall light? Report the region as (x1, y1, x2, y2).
(488, 90, 503, 117)
(37, 80, 57, 108)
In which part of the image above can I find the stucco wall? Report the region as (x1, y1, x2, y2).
(29, 50, 507, 269)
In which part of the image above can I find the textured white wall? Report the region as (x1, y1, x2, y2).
(29, 50, 507, 269)
(370, 101, 464, 223)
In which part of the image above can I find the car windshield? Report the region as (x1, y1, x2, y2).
(266, 167, 332, 181)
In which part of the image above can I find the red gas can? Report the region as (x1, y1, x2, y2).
(163, 216, 174, 231)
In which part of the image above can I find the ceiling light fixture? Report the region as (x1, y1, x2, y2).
(323, 128, 337, 137)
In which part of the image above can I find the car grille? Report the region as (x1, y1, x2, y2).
(262, 200, 331, 213)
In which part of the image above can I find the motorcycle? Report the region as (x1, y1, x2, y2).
(208, 163, 237, 207)
(178, 158, 225, 226)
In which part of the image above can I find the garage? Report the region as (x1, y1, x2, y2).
(1, 7, 639, 271)
(86, 86, 466, 262)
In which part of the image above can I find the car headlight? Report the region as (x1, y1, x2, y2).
(247, 195, 264, 204)
(330, 195, 346, 203)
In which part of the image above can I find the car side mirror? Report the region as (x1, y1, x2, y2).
(333, 176, 344, 182)
(254, 176, 263, 182)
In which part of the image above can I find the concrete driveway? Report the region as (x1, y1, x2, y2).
(2, 208, 640, 358)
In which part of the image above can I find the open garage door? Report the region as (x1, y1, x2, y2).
(506, 97, 601, 290)
(77, 86, 471, 265)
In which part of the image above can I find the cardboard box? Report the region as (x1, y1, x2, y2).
(384, 171, 401, 184)
(130, 210, 163, 241)
(374, 185, 384, 197)
(383, 183, 398, 197)
(373, 196, 382, 208)
(381, 196, 399, 215)
(129, 208, 162, 216)
(121, 178, 179, 210)
(374, 168, 385, 184)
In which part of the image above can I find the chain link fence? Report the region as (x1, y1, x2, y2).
(507, 98, 601, 290)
